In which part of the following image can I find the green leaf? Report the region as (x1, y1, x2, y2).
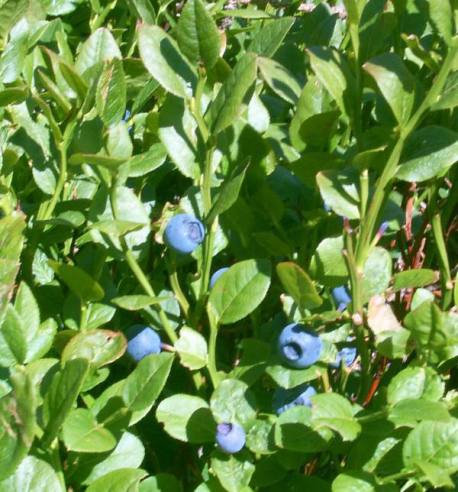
(81, 432, 145, 485)
(75, 28, 122, 78)
(310, 236, 347, 287)
(62, 330, 127, 368)
(389, 399, 450, 427)
(276, 262, 322, 310)
(176, 0, 220, 69)
(68, 153, 125, 170)
(387, 367, 444, 405)
(258, 57, 301, 105)
(90, 220, 144, 237)
(0, 87, 27, 106)
(432, 71, 458, 111)
(86, 469, 148, 492)
(428, 0, 453, 45)
(207, 164, 248, 223)
(0, 369, 36, 480)
(217, 7, 271, 19)
(0, 213, 25, 323)
(210, 379, 256, 425)
(397, 126, 458, 182)
(210, 452, 255, 492)
(266, 363, 327, 389)
(158, 95, 200, 179)
(312, 393, 361, 441)
(403, 419, 458, 471)
(0, 305, 27, 365)
(128, 0, 156, 24)
(362, 247, 392, 301)
(208, 259, 271, 325)
(138, 25, 196, 98)
(404, 301, 458, 364)
(246, 419, 275, 455)
(0, 455, 64, 492)
(307, 46, 357, 122)
(49, 260, 105, 302)
(332, 471, 379, 492)
(96, 59, 126, 127)
(42, 358, 90, 446)
(230, 339, 270, 387)
(393, 269, 438, 290)
(249, 17, 295, 57)
(299, 110, 340, 148)
(317, 168, 360, 219)
(156, 394, 216, 443)
(139, 474, 182, 492)
(126, 143, 167, 178)
(111, 295, 168, 311)
(275, 406, 331, 453)
(62, 408, 116, 453)
(175, 327, 208, 370)
(363, 53, 416, 125)
(415, 460, 454, 489)
(209, 52, 258, 134)
(0, 0, 29, 41)
(123, 353, 174, 414)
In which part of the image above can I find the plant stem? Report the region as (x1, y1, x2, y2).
(356, 39, 458, 267)
(431, 212, 453, 309)
(40, 121, 76, 221)
(357, 409, 388, 424)
(207, 310, 220, 388)
(167, 256, 190, 318)
(379, 469, 416, 484)
(110, 183, 177, 343)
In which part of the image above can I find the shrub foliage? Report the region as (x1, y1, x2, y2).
(0, 0, 457, 490)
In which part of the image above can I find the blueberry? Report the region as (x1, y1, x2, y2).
(330, 347, 357, 369)
(331, 286, 352, 311)
(164, 213, 205, 254)
(278, 323, 323, 369)
(215, 423, 246, 454)
(273, 384, 317, 415)
(126, 325, 161, 361)
(209, 267, 229, 288)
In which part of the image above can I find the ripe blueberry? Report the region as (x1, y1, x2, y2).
(278, 323, 323, 369)
(273, 384, 317, 415)
(164, 213, 205, 254)
(126, 325, 161, 361)
(209, 267, 229, 288)
(330, 346, 357, 369)
(215, 422, 246, 454)
(332, 286, 352, 311)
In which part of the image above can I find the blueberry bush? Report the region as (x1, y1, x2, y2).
(0, 0, 457, 490)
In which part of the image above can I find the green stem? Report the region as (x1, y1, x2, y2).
(207, 311, 220, 388)
(40, 121, 76, 221)
(379, 469, 416, 485)
(356, 39, 458, 267)
(431, 212, 453, 309)
(80, 303, 89, 331)
(359, 168, 369, 219)
(167, 256, 190, 319)
(191, 76, 210, 144)
(355, 136, 405, 266)
(357, 409, 388, 424)
(50, 440, 66, 491)
(110, 183, 177, 343)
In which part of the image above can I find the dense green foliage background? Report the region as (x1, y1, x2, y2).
(0, 0, 457, 490)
